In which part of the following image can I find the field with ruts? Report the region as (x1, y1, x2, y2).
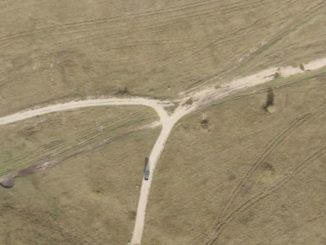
(0, 0, 325, 115)
(143, 74, 326, 245)
(0, 0, 325, 244)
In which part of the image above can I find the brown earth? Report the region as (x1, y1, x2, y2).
(0, 108, 159, 245)
(0, 1, 326, 244)
(0, 0, 325, 116)
(0, 106, 156, 178)
(143, 75, 326, 244)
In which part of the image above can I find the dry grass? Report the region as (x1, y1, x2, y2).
(1, 1, 326, 244)
(143, 75, 326, 244)
(0, 0, 325, 115)
(0, 106, 157, 178)
(0, 109, 159, 244)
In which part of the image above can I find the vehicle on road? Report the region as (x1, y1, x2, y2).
(144, 157, 150, 181)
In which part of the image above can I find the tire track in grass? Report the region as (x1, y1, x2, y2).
(205, 146, 326, 245)
(189, 113, 311, 244)
(218, 113, 312, 218)
(231, 1, 326, 72)
(190, 102, 326, 244)
(0, 112, 152, 177)
(0, 57, 325, 244)
(185, 1, 326, 93)
(0, 0, 268, 46)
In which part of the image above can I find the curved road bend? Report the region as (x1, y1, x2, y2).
(0, 57, 325, 245)
(0, 98, 173, 126)
(130, 56, 326, 245)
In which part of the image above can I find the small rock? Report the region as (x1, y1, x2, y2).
(0, 178, 15, 188)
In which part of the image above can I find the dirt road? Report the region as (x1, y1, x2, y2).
(130, 57, 326, 244)
(0, 57, 325, 245)
(0, 98, 173, 126)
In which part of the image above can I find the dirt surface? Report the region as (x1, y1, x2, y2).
(0, 127, 159, 245)
(0, 0, 325, 116)
(143, 75, 326, 244)
(0, 106, 156, 178)
(0, 1, 326, 244)
(1, 58, 324, 244)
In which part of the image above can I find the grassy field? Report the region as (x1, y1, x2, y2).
(1, 1, 326, 244)
(143, 74, 326, 244)
(0, 106, 157, 178)
(0, 0, 325, 115)
(0, 107, 159, 244)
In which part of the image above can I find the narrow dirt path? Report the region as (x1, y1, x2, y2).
(0, 98, 173, 126)
(0, 57, 325, 245)
(131, 57, 326, 245)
